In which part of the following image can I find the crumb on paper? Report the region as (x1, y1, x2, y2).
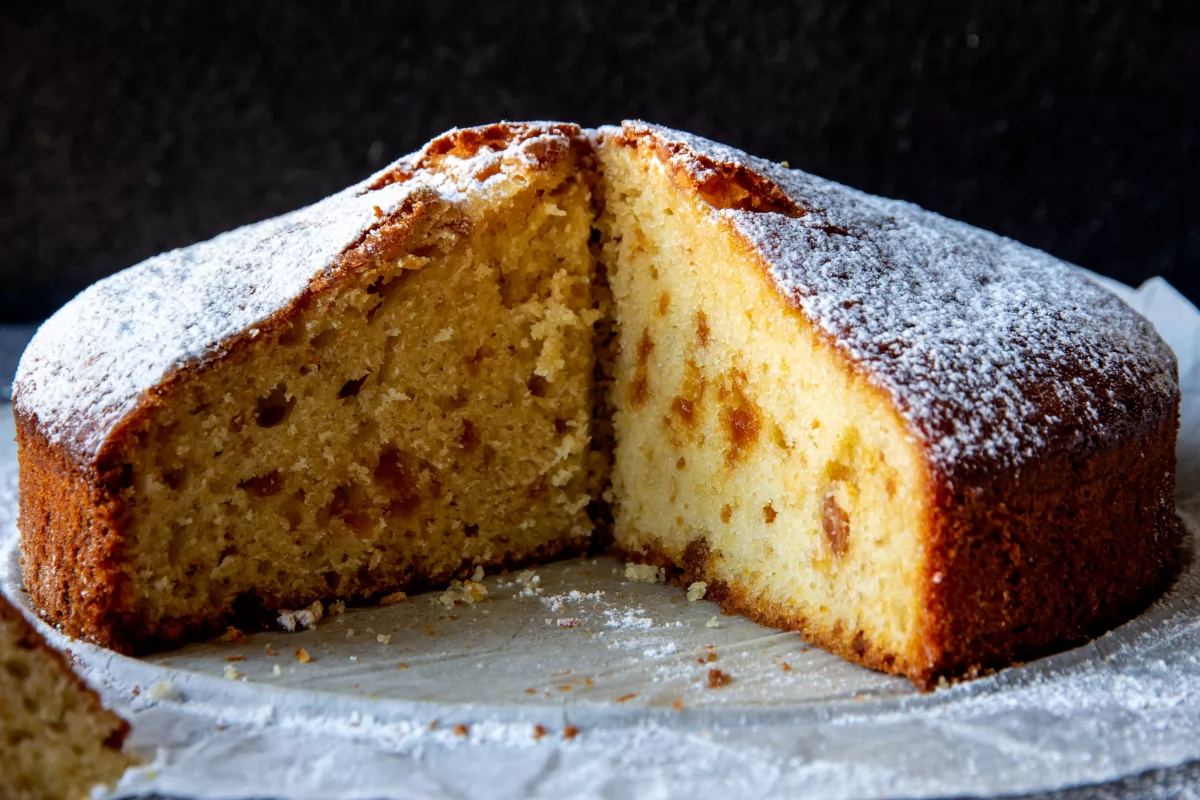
(437, 579, 488, 608)
(220, 626, 246, 643)
(131, 686, 140, 696)
(686, 581, 708, 601)
(616, 693, 638, 703)
(706, 615, 721, 628)
(454, 723, 469, 737)
(563, 725, 579, 740)
(377, 633, 392, 645)
(223, 664, 242, 680)
(272, 664, 282, 676)
(398, 662, 408, 669)
(532, 724, 546, 740)
(781, 662, 792, 672)
(516, 570, 543, 597)
(624, 562, 665, 583)
(380, 591, 408, 606)
(223, 654, 246, 662)
(673, 698, 684, 711)
(295, 647, 311, 663)
(328, 599, 346, 616)
(698, 651, 718, 663)
(264, 644, 276, 656)
(278, 599, 324, 632)
(707, 668, 732, 688)
(472, 565, 485, 582)
(524, 688, 537, 694)
(346, 629, 356, 638)
(148, 681, 182, 702)
(557, 618, 581, 629)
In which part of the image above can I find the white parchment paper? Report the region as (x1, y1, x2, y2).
(2, 273, 1199, 799)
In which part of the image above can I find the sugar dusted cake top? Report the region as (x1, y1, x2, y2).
(614, 121, 1178, 483)
(14, 123, 579, 463)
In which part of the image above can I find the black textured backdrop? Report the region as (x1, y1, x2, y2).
(2, 1, 1198, 322)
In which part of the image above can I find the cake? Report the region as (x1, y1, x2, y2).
(594, 123, 1179, 686)
(1, 592, 133, 799)
(13, 121, 1180, 687)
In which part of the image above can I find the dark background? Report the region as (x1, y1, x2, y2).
(2, 1, 1198, 323)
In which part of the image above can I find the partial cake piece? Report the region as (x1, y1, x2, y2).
(1, 592, 133, 799)
(16, 123, 603, 652)
(595, 122, 1180, 687)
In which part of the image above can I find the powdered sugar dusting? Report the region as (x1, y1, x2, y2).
(628, 122, 1179, 481)
(13, 123, 577, 461)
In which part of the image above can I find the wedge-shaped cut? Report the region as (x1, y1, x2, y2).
(1, 593, 133, 800)
(16, 124, 602, 651)
(15, 121, 1180, 688)
(594, 123, 1179, 686)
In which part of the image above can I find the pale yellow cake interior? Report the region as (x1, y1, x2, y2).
(596, 141, 930, 667)
(117, 154, 601, 636)
(1, 602, 133, 799)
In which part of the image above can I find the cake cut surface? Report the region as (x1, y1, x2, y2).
(0, 593, 133, 800)
(13, 121, 1181, 687)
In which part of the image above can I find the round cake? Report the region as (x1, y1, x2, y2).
(13, 121, 1180, 687)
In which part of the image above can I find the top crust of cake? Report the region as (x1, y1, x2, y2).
(14, 122, 583, 465)
(602, 121, 1179, 485)
(16, 117, 1180, 487)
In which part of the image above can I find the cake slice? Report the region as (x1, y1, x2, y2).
(595, 122, 1179, 686)
(1, 592, 133, 799)
(16, 123, 604, 652)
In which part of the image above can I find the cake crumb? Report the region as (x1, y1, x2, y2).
(437, 579, 488, 607)
(454, 723, 469, 737)
(616, 693, 639, 703)
(380, 591, 408, 606)
(148, 681, 182, 702)
(376, 633, 392, 645)
(472, 565, 485, 581)
(220, 626, 246, 643)
(397, 662, 408, 669)
(563, 725, 579, 740)
(223, 664, 242, 680)
(524, 688, 537, 694)
(686, 581, 708, 601)
(698, 651, 718, 663)
(557, 618, 581, 628)
(705, 616, 721, 628)
(781, 662, 792, 672)
(532, 724, 546, 740)
(707, 668, 732, 688)
(295, 647, 311, 663)
(273, 664, 282, 676)
(264, 643, 276, 656)
(278, 600, 324, 632)
(328, 599, 347, 616)
(672, 698, 684, 711)
(624, 563, 665, 583)
(223, 654, 246, 662)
